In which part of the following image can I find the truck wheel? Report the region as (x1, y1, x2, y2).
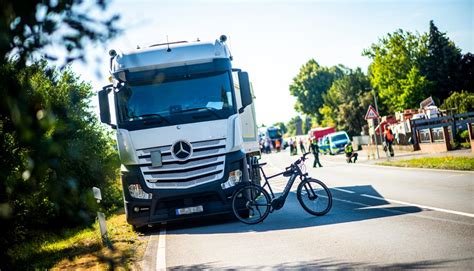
(132, 224, 147, 233)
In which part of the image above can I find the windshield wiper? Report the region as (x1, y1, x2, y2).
(130, 113, 171, 125)
(177, 107, 222, 119)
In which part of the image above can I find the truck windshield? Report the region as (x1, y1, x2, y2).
(117, 71, 235, 125)
(267, 129, 282, 139)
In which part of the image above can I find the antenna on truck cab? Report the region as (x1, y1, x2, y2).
(166, 35, 171, 52)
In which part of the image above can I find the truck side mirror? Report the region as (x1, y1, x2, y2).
(238, 71, 252, 112)
(98, 87, 114, 128)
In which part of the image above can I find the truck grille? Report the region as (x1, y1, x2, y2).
(136, 138, 226, 188)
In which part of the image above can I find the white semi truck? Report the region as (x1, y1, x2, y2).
(98, 35, 260, 227)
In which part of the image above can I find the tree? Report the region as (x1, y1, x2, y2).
(0, 1, 119, 268)
(1, 61, 121, 268)
(459, 53, 474, 92)
(363, 29, 430, 112)
(289, 59, 345, 120)
(420, 20, 463, 101)
(0, 1, 119, 66)
(441, 91, 474, 114)
(303, 116, 313, 134)
(320, 68, 372, 136)
(286, 116, 302, 136)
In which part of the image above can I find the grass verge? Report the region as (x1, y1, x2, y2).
(8, 212, 146, 270)
(377, 156, 474, 171)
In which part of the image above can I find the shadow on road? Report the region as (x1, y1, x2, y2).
(167, 257, 473, 270)
(159, 185, 423, 235)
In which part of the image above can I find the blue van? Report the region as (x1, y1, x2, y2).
(319, 131, 350, 155)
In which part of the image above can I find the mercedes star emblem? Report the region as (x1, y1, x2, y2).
(171, 140, 192, 160)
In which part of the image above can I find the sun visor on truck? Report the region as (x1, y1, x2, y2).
(117, 58, 232, 86)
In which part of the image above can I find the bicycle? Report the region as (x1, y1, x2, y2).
(231, 152, 333, 224)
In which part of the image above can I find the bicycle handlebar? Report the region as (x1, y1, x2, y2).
(293, 152, 311, 166)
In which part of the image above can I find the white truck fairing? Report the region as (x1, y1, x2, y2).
(112, 40, 231, 73)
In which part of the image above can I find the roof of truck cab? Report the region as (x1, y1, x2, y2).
(111, 40, 231, 73)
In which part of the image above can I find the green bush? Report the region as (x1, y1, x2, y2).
(0, 61, 120, 266)
(441, 91, 474, 114)
(459, 130, 469, 142)
(460, 142, 471, 149)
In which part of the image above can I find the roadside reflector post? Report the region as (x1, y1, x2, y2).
(92, 187, 112, 248)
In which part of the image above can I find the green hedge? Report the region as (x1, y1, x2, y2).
(0, 61, 121, 267)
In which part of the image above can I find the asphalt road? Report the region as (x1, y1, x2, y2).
(143, 151, 474, 270)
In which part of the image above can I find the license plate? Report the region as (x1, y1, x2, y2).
(176, 205, 203, 215)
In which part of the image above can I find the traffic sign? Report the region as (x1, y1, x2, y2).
(365, 105, 379, 120)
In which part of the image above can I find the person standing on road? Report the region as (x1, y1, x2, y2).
(289, 138, 294, 155)
(264, 137, 271, 154)
(384, 126, 395, 157)
(275, 139, 281, 152)
(299, 138, 306, 154)
(292, 138, 298, 155)
(344, 142, 358, 163)
(310, 138, 323, 168)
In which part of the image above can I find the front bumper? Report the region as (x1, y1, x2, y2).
(121, 150, 247, 227)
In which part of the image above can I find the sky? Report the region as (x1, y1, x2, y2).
(71, 0, 474, 126)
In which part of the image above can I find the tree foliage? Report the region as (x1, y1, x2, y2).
(0, 62, 121, 267)
(459, 53, 474, 92)
(363, 21, 469, 113)
(0, 1, 120, 268)
(421, 20, 463, 101)
(286, 116, 302, 136)
(289, 59, 345, 120)
(0, 0, 120, 66)
(363, 29, 430, 112)
(320, 68, 372, 136)
(441, 91, 474, 114)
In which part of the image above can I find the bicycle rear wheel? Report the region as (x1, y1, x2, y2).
(296, 178, 332, 216)
(232, 185, 271, 224)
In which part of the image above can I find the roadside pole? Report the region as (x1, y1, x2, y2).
(372, 90, 389, 161)
(365, 91, 381, 159)
(373, 119, 380, 159)
(93, 187, 112, 249)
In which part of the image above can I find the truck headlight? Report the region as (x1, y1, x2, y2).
(221, 169, 242, 189)
(128, 184, 152, 199)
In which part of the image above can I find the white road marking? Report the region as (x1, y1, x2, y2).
(156, 223, 167, 271)
(360, 194, 474, 218)
(332, 187, 356, 194)
(332, 196, 474, 226)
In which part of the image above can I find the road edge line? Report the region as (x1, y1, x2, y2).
(360, 194, 474, 218)
(156, 223, 167, 271)
(332, 187, 356, 194)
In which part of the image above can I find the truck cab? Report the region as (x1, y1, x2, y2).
(98, 36, 260, 227)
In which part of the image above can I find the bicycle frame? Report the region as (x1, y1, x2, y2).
(231, 152, 332, 224)
(258, 162, 305, 210)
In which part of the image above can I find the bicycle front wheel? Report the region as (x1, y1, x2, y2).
(296, 178, 332, 216)
(232, 185, 271, 224)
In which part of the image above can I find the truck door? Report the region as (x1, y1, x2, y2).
(232, 71, 259, 154)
